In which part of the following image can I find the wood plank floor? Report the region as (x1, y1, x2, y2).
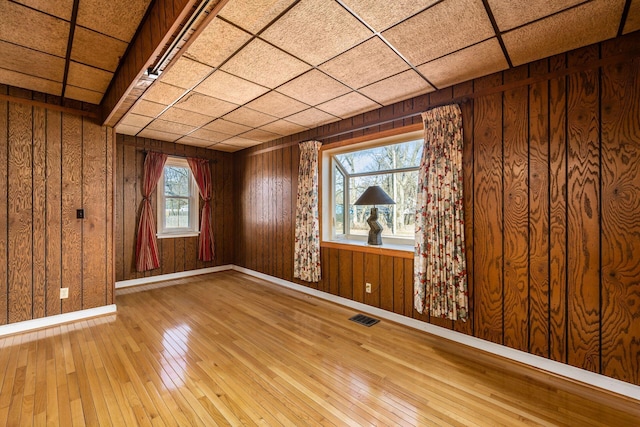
(1, 271, 638, 426)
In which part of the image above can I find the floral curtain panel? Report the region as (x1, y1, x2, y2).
(187, 157, 214, 261)
(414, 104, 469, 321)
(294, 140, 322, 282)
(136, 151, 168, 272)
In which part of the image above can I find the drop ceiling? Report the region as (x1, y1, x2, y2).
(1, 0, 638, 152)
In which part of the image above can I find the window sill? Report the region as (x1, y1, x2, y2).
(157, 232, 200, 239)
(321, 239, 414, 259)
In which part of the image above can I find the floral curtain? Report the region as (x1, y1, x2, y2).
(136, 151, 168, 272)
(414, 104, 468, 321)
(187, 157, 214, 261)
(294, 140, 322, 282)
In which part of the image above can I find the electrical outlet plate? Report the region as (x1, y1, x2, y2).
(60, 288, 69, 299)
(365, 282, 372, 293)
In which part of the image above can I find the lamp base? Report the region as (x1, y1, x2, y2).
(366, 207, 383, 245)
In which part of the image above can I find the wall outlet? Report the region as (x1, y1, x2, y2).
(365, 282, 372, 293)
(60, 288, 69, 299)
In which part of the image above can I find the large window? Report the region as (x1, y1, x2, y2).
(323, 131, 423, 246)
(157, 157, 199, 238)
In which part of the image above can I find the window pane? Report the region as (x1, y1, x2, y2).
(165, 197, 190, 228)
(334, 167, 345, 235)
(335, 139, 423, 174)
(164, 166, 190, 197)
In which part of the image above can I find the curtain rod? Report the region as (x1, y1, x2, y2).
(134, 148, 218, 163)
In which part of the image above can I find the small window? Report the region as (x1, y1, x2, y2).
(323, 131, 423, 247)
(157, 157, 199, 238)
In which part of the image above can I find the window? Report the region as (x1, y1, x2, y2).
(157, 157, 199, 238)
(322, 130, 423, 247)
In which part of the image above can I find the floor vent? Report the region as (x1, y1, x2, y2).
(349, 314, 380, 327)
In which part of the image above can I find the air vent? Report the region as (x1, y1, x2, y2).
(349, 314, 380, 327)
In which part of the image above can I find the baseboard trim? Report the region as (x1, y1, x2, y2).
(232, 266, 640, 402)
(0, 304, 117, 337)
(115, 265, 233, 289)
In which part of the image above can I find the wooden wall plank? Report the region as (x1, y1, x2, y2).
(275, 146, 283, 278)
(123, 143, 138, 279)
(8, 88, 33, 323)
(600, 55, 640, 384)
(0, 87, 7, 325)
(473, 76, 504, 344)
(282, 145, 292, 281)
(337, 250, 352, 299)
(364, 253, 380, 308)
(352, 252, 364, 304)
(404, 258, 413, 317)
(566, 46, 600, 373)
(45, 105, 62, 317)
(114, 136, 124, 282)
(528, 60, 550, 357)
(392, 257, 404, 315)
(328, 248, 339, 295)
(379, 255, 394, 312)
(32, 93, 46, 319)
(502, 67, 529, 351)
(61, 113, 83, 314)
(106, 127, 114, 305)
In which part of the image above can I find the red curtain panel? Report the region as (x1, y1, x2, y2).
(136, 152, 168, 271)
(187, 157, 214, 261)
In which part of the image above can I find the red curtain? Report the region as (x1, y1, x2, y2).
(136, 152, 168, 271)
(187, 157, 214, 261)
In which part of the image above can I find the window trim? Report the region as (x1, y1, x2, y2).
(320, 126, 423, 250)
(157, 156, 200, 239)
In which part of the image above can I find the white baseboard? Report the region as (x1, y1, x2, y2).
(233, 266, 640, 402)
(115, 265, 233, 289)
(0, 304, 117, 337)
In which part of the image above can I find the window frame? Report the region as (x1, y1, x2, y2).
(156, 156, 200, 239)
(321, 128, 423, 249)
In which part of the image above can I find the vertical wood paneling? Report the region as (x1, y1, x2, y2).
(123, 143, 137, 278)
(0, 87, 7, 325)
(502, 67, 529, 351)
(392, 257, 404, 315)
(474, 76, 504, 344)
(114, 140, 124, 282)
(45, 107, 62, 317)
(61, 113, 83, 314)
(364, 253, 380, 307)
(328, 248, 339, 295)
(338, 250, 352, 299)
(566, 46, 600, 372)
(283, 145, 292, 281)
(8, 89, 33, 323)
(379, 255, 394, 312)
(106, 128, 114, 305)
(600, 55, 640, 384)
(352, 252, 364, 304)
(32, 95, 46, 319)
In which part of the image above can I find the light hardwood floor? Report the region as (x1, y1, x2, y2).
(1, 271, 638, 426)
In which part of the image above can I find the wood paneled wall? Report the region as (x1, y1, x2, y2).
(234, 31, 640, 386)
(115, 135, 234, 281)
(0, 85, 114, 325)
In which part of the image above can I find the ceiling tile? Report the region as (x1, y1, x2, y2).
(146, 119, 197, 135)
(245, 91, 309, 117)
(184, 18, 252, 67)
(194, 70, 269, 105)
(67, 62, 112, 93)
(285, 108, 338, 127)
(209, 143, 240, 152)
(120, 113, 154, 128)
(221, 38, 311, 88)
(341, 0, 439, 32)
(143, 82, 185, 105)
(158, 107, 213, 128)
(359, 70, 434, 105)
(260, 119, 307, 136)
(241, 128, 281, 142)
(13, 0, 74, 20)
(503, 0, 624, 66)
(223, 136, 262, 148)
(486, 0, 585, 32)
(276, 70, 351, 106)
(71, 27, 127, 72)
(159, 57, 213, 89)
(0, 68, 62, 96)
(261, 0, 372, 66)
(0, 1, 69, 57)
(177, 136, 217, 147)
(319, 37, 409, 89)
(223, 107, 277, 128)
(77, 0, 152, 42)
(129, 100, 167, 118)
(219, 0, 297, 34)
(176, 92, 239, 118)
(623, 0, 640, 34)
(0, 40, 65, 82)
(190, 128, 231, 142)
(316, 92, 380, 119)
(137, 129, 181, 142)
(114, 123, 141, 136)
(203, 119, 253, 136)
(417, 38, 508, 88)
(382, 0, 494, 65)
(64, 85, 103, 104)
